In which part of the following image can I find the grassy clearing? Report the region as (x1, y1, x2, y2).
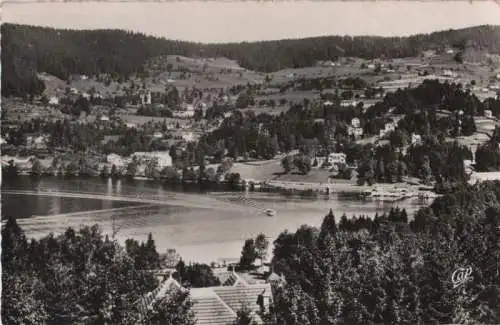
(230, 158, 334, 183)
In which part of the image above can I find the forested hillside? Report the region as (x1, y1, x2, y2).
(3, 23, 500, 97)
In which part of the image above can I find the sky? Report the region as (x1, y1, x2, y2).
(3, 1, 500, 43)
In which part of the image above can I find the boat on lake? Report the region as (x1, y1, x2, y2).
(265, 209, 276, 217)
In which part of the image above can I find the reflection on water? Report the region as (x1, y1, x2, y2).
(2, 177, 430, 263)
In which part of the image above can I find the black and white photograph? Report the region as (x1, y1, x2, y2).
(1, 1, 500, 324)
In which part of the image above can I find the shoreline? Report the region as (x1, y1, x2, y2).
(2, 172, 436, 199)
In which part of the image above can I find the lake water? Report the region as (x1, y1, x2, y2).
(2, 177, 429, 263)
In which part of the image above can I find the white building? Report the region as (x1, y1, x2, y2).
(340, 100, 357, 107)
(100, 115, 110, 122)
(384, 122, 397, 133)
(182, 103, 195, 112)
(107, 153, 127, 167)
(27, 135, 48, 149)
(141, 90, 152, 105)
(411, 133, 422, 146)
(312, 152, 346, 167)
(182, 132, 196, 142)
(48, 96, 60, 105)
(485, 110, 493, 119)
(348, 126, 364, 138)
(351, 118, 361, 128)
(132, 151, 172, 168)
(442, 69, 457, 78)
(328, 153, 346, 165)
(153, 132, 164, 139)
(172, 110, 195, 118)
(469, 172, 500, 185)
(463, 160, 474, 175)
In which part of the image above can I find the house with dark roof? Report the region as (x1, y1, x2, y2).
(137, 271, 273, 325)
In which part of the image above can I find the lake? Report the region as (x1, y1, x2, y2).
(2, 177, 429, 263)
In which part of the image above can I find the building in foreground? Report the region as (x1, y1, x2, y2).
(138, 271, 274, 325)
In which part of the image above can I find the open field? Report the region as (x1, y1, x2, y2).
(232, 157, 342, 185)
(39, 72, 130, 97)
(147, 55, 264, 92)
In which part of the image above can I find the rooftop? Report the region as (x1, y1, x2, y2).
(138, 271, 273, 325)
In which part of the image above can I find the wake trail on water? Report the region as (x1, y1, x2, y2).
(3, 189, 255, 213)
(15, 204, 157, 223)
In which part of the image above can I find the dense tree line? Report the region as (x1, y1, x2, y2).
(1, 218, 198, 325)
(271, 181, 500, 325)
(4, 23, 500, 97)
(363, 79, 492, 136)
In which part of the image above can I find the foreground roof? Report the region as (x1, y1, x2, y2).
(138, 273, 273, 325)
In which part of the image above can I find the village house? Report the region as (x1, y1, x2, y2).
(379, 121, 397, 138)
(463, 159, 474, 175)
(48, 96, 60, 106)
(422, 49, 437, 58)
(132, 151, 172, 168)
(348, 126, 364, 138)
(411, 133, 422, 146)
(488, 83, 500, 90)
(340, 99, 358, 107)
(351, 118, 361, 128)
(485, 110, 493, 119)
(384, 121, 397, 132)
(172, 110, 195, 118)
(26, 134, 49, 150)
(181, 131, 196, 142)
(173, 102, 195, 118)
(442, 69, 457, 78)
(153, 131, 164, 139)
(312, 152, 346, 168)
(106, 153, 127, 168)
(140, 89, 152, 106)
